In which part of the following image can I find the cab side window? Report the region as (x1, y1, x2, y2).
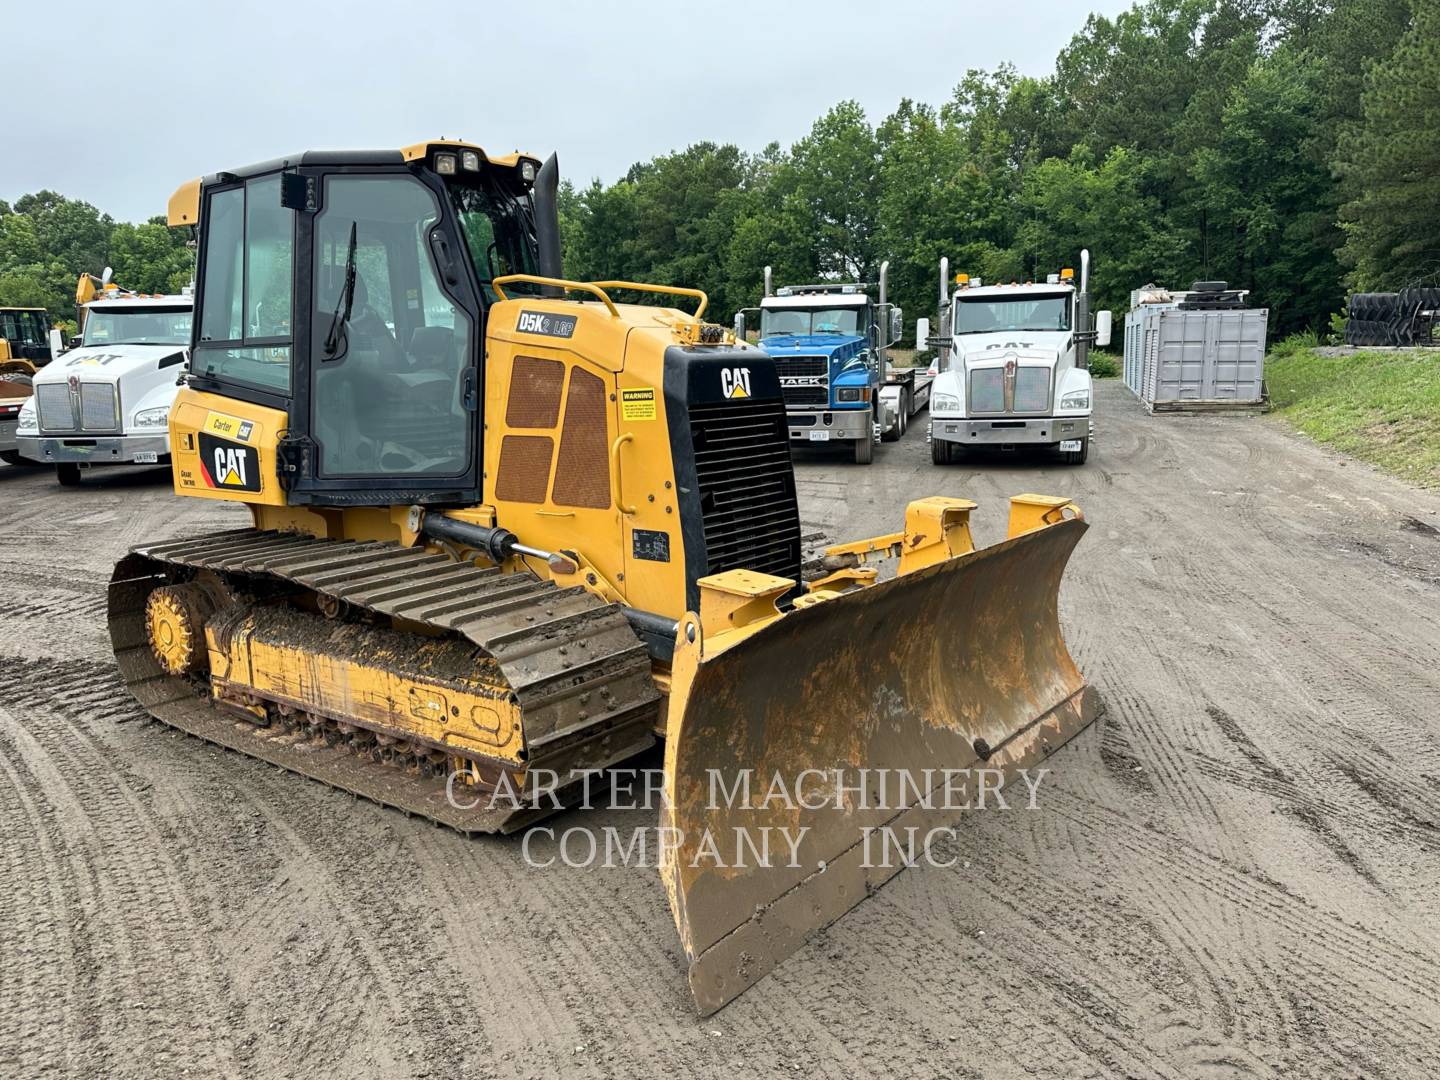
(193, 175, 294, 394)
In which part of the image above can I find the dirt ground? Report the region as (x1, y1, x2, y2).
(2, 381, 1438, 1079)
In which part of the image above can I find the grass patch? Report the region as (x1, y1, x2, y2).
(1266, 344, 1440, 487)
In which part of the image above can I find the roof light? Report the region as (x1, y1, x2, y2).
(955, 273, 969, 286)
(460, 150, 481, 171)
(1060, 268, 1074, 280)
(520, 159, 538, 183)
(842, 285, 856, 294)
(1047, 274, 1060, 285)
(434, 152, 458, 175)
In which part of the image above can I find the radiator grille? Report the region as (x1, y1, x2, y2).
(688, 398, 801, 581)
(505, 356, 565, 429)
(968, 366, 1052, 415)
(774, 355, 828, 409)
(80, 383, 120, 432)
(1014, 367, 1051, 413)
(969, 369, 1004, 414)
(36, 383, 74, 432)
(550, 368, 610, 509)
(772, 356, 828, 379)
(781, 385, 828, 407)
(494, 434, 553, 504)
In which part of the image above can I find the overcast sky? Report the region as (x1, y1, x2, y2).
(8, 0, 1133, 223)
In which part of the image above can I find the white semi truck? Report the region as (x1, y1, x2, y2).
(16, 274, 192, 486)
(923, 251, 1111, 466)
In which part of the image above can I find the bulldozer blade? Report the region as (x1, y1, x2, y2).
(660, 515, 1100, 1015)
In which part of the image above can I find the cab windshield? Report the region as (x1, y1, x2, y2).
(84, 307, 192, 346)
(445, 178, 539, 305)
(955, 294, 1070, 335)
(761, 306, 865, 337)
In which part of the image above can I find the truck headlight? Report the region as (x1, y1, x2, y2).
(1059, 390, 1090, 411)
(16, 399, 37, 434)
(835, 387, 866, 403)
(133, 406, 171, 428)
(932, 393, 961, 413)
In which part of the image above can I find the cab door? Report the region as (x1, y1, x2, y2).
(290, 169, 483, 504)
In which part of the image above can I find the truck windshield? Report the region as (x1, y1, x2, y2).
(84, 307, 193, 346)
(761, 307, 864, 336)
(955, 295, 1070, 334)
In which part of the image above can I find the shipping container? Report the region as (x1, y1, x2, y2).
(1125, 306, 1269, 412)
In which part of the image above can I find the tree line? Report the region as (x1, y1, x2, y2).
(0, 193, 193, 332)
(3, 0, 1434, 342)
(558, 0, 1434, 338)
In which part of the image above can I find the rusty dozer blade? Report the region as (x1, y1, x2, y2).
(660, 495, 1101, 1015)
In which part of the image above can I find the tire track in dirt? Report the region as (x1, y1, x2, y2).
(0, 660, 240, 1077)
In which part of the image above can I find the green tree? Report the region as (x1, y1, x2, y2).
(788, 101, 881, 282)
(1335, 0, 1440, 287)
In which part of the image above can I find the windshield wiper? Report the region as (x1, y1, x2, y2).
(322, 222, 358, 357)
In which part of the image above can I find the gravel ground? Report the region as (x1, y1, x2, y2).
(1, 380, 1438, 1078)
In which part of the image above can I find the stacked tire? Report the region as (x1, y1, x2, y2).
(1346, 289, 1440, 347)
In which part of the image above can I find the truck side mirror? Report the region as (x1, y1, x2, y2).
(890, 307, 903, 347)
(733, 312, 746, 341)
(1095, 310, 1113, 348)
(916, 317, 930, 349)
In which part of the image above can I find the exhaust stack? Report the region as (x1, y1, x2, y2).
(533, 154, 563, 298)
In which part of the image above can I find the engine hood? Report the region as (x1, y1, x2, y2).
(956, 343, 1060, 368)
(759, 333, 865, 358)
(950, 330, 1068, 363)
(34, 343, 188, 385)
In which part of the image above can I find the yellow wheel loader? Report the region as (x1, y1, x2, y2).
(109, 139, 1100, 1015)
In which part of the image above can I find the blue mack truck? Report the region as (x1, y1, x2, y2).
(734, 263, 928, 464)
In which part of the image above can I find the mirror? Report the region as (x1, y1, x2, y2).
(890, 307, 903, 347)
(916, 317, 930, 350)
(1095, 310, 1113, 348)
(733, 312, 746, 341)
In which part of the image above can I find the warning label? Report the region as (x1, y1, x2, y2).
(621, 387, 657, 421)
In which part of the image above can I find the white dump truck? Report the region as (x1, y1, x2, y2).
(16, 273, 192, 485)
(923, 251, 1111, 465)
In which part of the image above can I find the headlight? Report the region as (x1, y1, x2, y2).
(932, 393, 961, 413)
(16, 399, 37, 434)
(133, 406, 171, 428)
(1059, 391, 1090, 411)
(835, 387, 866, 403)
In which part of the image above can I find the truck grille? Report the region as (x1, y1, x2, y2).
(1014, 367, 1051, 413)
(36, 382, 122, 433)
(968, 366, 1052, 415)
(970, 370, 1004, 414)
(688, 399, 802, 582)
(80, 383, 121, 431)
(781, 385, 828, 407)
(774, 355, 828, 409)
(772, 356, 828, 379)
(36, 383, 75, 432)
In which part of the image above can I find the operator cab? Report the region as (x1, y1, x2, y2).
(183, 141, 549, 504)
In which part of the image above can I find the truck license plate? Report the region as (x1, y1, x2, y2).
(808, 431, 830, 442)
(133, 451, 159, 463)
(1059, 440, 1082, 452)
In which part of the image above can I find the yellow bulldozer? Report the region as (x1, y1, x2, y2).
(109, 139, 1099, 1014)
(0, 306, 59, 382)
